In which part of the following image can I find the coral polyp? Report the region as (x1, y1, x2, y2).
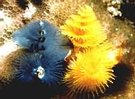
(64, 42, 121, 97)
(61, 5, 107, 47)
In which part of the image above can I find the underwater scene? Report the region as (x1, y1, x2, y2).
(0, 0, 135, 99)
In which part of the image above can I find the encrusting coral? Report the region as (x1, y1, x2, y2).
(1, 0, 135, 99)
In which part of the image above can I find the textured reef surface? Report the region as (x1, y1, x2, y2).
(0, 0, 135, 99)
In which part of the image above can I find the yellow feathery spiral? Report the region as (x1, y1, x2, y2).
(61, 5, 107, 47)
(64, 42, 121, 96)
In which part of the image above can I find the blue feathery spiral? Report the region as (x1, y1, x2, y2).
(0, 49, 66, 98)
(11, 20, 72, 85)
(12, 20, 72, 54)
(12, 21, 46, 52)
(9, 50, 66, 87)
(14, 52, 43, 83)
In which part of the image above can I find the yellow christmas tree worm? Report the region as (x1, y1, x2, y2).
(61, 5, 107, 47)
(64, 42, 122, 97)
